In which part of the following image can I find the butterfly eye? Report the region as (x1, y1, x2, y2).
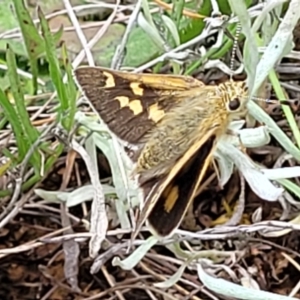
(229, 97, 241, 111)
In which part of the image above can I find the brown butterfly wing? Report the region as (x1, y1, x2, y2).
(147, 135, 216, 236)
(74, 66, 204, 144)
(132, 128, 218, 238)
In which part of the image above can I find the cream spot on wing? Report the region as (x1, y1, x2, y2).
(130, 82, 144, 96)
(103, 71, 116, 87)
(148, 103, 165, 122)
(128, 100, 143, 114)
(115, 96, 129, 107)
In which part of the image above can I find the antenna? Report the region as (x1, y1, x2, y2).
(250, 95, 297, 106)
(230, 23, 242, 79)
(230, 23, 295, 107)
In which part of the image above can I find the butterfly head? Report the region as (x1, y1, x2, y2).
(217, 80, 249, 116)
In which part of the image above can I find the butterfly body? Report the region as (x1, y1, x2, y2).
(74, 67, 249, 237)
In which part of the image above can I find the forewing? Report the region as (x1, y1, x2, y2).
(74, 66, 204, 144)
(148, 136, 216, 236)
(132, 128, 218, 239)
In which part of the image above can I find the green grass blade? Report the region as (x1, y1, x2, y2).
(38, 7, 71, 130)
(61, 43, 77, 129)
(6, 45, 41, 170)
(268, 69, 300, 149)
(11, 0, 45, 93)
(171, 0, 185, 28)
(0, 88, 26, 159)
(277, 178, 300, 199)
